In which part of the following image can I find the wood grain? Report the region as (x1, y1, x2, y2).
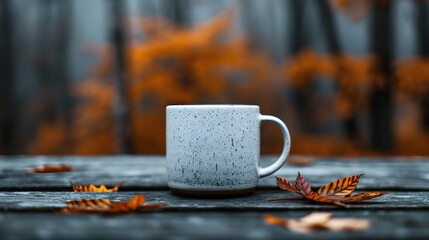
(0, 156, 428, 190)
(0, 190, 427, 211)
(1, 210, 429, 240)
(1, 156, 429, 239)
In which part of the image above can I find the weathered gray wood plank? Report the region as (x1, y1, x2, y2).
(1, 210, 429, 240)
(0, 156, 428, 190)
(0, 190, 428, 211)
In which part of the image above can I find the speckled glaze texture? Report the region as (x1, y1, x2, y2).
(166, 105, 290, 192)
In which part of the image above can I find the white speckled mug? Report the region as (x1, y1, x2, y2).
(166, 105, 291, 197)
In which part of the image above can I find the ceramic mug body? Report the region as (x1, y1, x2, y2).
(166, 105, 290, 197)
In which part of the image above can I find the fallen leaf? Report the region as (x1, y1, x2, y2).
(56, 195, 168, 214)
(317, 174, 362, 197)
(287, 156, 315, 166)
(299, 212, 331, 226)
(264, 212, 370, 234)
(304, 193, 348, 207)
(27, 164, 74, 173)
(322, 218, 370, 232)
(263, 215, 313, 234)
(276, 177, 300, 194)
(72, 182, 124, 192)
(263, 214, 289, 226)
(337, 192, 389, 203)
(268, 173, 388, 207)
(295, 172, 312, 196)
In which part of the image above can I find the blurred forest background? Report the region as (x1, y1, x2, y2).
(1, 0, 429, 156)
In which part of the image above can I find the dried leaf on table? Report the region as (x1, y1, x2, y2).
(317, 174, 362, 197)
(295, 172, 312, 196)
(264, 212, 370, 234)
(27, 164, 74, 173)
(72, 182, 124, 192)
(338, 192, 389, 202)
(276, 177, 300, 194)
(56, 195, 168, 214)
(268, 173, 388, 207)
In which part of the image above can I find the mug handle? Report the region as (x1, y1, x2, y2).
(258, 115, 291, 178)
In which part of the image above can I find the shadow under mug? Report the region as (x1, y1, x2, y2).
(166, 105, 291, 197)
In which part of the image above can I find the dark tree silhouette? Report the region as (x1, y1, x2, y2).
(288, 0, 308, 133)
(110, 0, 131, 154)
(415, 1, 429, 130)
(0, 0, 18, 154)
(315, 0, 361, 138)
(370, 4, 394, 152)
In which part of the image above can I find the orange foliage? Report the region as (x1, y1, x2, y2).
(394, 57, 429, 96)
(29, 78, 117, 155)
(28, 118, 69, 155)
(393, 96, 429, 156)
(27, 11, 429, 157)
(284, 49, 336, 91)
(123, 11, 276, 154)
(284, 50, 378, 118)
(69, 79, 117, 154)
(334, 54, 379, 118)
(291, 135, 376, 156)
(29, 11, 276, 155)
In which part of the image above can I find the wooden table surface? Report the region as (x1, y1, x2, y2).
(1, 156, 429, 239)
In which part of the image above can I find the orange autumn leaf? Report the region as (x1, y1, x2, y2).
(338, 192, 389, 203)
(72, 182, 124, 192)
(304, 193, 348, 207)
(56, 195, 168, 214)
(27, 164, 74, 173)
(317, 174, 362, 197)
(269, 173, 388, 207)
(264, 212, 371, 234)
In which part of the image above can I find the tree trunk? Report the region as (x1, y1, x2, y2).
(55, 0, 73, 119)
(315, 0, 340, 54)
(289, 0, 304, 55)
(370, 4, 394, 152)
(288, 0, 308, 132)
(110, 0, 131, 154)
(415, 2, 429, 130)
(0, 0, 18, 154)
(171, 0, 186, 26)
(315, 0, 360, 139)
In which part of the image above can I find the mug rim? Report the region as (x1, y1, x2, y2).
(167, 104, 259, 109)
